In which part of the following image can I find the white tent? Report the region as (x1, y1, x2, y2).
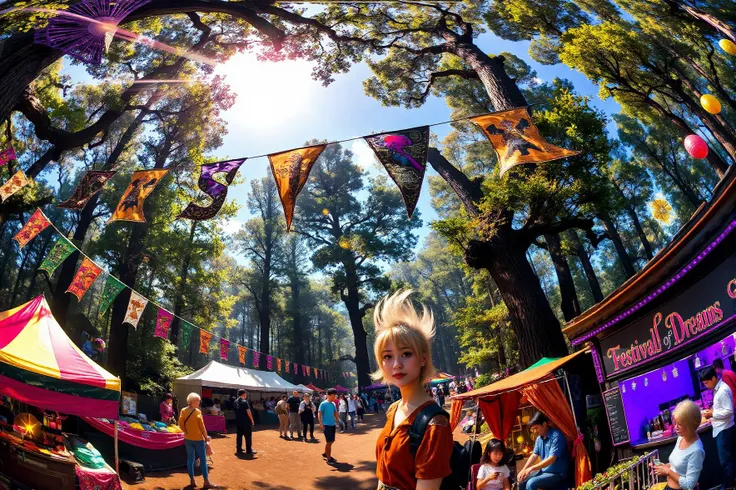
(174, 360, 309, 401)
(296, 384, 312, 392)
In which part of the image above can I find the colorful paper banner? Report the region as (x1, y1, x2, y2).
(268, 144, 326, 231)
(365, 126, 429, 218)
(39, 236, 76, 275)
(65, 257, 102, 300)
(178, 159, 246, 220)
(58, 170, 116, 209)
(123, 291, 148, 329)
(99, 275, 126, 314)
(154, 308, 173, 340)
(220, 338, 230, 361)
(293, 363, 298, 375)
(277, 358, 282, 372)
(181, 320, 195, 347)
(0, 170, 29, 202)
(238, 345, 247, 365)
(14, 208, 51, 248)
(285, 360, 290, 373)
(0, 147, 17, 166)
(470, 107, 579, 177)
(109, 169, 168, 223)
(253, 351, 260, 368)
(267, 355, 273, 370)
(199, 330, 212, 354)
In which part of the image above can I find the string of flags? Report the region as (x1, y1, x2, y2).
(12, 208, 333, 383)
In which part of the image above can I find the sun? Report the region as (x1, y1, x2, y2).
(215, 53, 316, 129)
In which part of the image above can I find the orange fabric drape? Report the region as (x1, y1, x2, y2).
(478, 391, 521, 441)
(522, 379, 592, 486)
(449, 399, 464, 432)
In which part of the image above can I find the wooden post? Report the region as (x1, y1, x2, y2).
(114, 419, 119, 474)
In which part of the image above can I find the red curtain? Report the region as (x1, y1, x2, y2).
(450, 399, 464, 432)
(478, 391, 521, 441)
(522, 379, 592, 486)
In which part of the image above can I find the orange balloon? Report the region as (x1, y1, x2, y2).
(700, 94, 722, 115)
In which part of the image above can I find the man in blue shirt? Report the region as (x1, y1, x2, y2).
(318, 388, 338, 465)
(518, 412, 570, 490)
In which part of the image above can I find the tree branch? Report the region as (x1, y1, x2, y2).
(426, 147, 483, 217)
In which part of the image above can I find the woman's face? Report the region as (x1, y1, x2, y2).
(674, 416, 693, 437)
(191, 398, 201, 408)
(381, 339, 424, 388)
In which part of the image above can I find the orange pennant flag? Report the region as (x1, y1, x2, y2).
(277, 358, 282, 372)
(268, 144, 326, 231)
(238, 345, 247, 365)
(14, 208, 51, 248)
(0, 170, 29, 202)
(199, 330, 212, 355)
(470, 107, 579, 177)
(66, 257, 103, 300)
(109, 169, 168, 223)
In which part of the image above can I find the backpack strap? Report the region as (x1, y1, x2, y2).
(409, 403, 449, 456)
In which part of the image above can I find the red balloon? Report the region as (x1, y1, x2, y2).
(684, 134, 709, 159)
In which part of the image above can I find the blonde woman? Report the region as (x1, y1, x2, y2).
(179, 393, 216, 489)
(651, 400, 704, 490)
(373, 290, 453, 490)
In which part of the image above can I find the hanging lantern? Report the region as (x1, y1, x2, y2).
(650, 198, 673, 225)
(684, 135, 709, 159)
(662, 370, 667, 382)
(719, 39, 736, 55)
(700, 94, 722, 115)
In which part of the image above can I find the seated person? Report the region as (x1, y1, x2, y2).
(651, 400, 704, 490)
(208, 399, 222, 415)
(517, 412, 570, 490)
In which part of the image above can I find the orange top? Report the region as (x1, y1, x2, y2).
(376, 401, 453, 490)
(179, 406, 207, 441)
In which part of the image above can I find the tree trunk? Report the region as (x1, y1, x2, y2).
(610, 181, 655, 260)
(289, 268, 305, 382)
(598, 212, 636, 278)
(567, 230, 604, 303)
(169, 221, 197, 345)
(25, 233, 53, 302)
(544, 233, 581, 321)
(667, 0, 736, 40)
(342, 260, 372, 389)
(10, 247, 32, 307)
(453, 44, 528, 110)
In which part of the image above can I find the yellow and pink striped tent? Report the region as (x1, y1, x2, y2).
(0, 296, 120, 418)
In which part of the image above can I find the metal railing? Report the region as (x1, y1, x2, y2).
(582, 450, 660, 490)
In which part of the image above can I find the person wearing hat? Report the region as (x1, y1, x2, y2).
(234, 389, 256, 456)
(160, 394, 175, 425)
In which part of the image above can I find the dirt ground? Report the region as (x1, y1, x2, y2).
(123, 412, 388, 490)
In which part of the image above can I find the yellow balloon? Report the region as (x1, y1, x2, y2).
(719, 39, 736, 56)
(516, 435, 525, 444)
(700, 94, 722, 115)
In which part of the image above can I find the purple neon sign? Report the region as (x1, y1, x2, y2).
(589, 342, 605, 384)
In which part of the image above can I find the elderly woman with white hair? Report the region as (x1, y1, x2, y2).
(179, 392, 216, 489)
(651, 400, 705, 490)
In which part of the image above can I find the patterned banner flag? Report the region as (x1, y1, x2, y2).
(99, 275, 126, 314)
(199, 330, 212, 354)
(267, 355, 273, 370)
(313, 367, 318, 378)
(178, 159, 246, 220)
(220, 338, 230, 361)
(0, 147, 17, 166)
(253, 351, 260, 368)
(0, 170, 29, 202)
(285, 360, 290, 373)
(14, 208, 51, 248)
(66, 258, 102, 300)
(470, 107, 579, 177)
(154, 308, 173, 340)
(293, 363, 298, 375)
(58, 170, 116, 209)
(39, 236, 76, 276)
(277, 358, 282, 372)
(238, 345, 247, 365)
(123, 291, 148, 329)
(181, 320, 195, 347)
(268, 144, 327, 231)
(365, 126, 429, 218)
(109, 169, 168, 223)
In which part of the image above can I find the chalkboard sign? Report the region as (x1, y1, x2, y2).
(603, 387, 630, 446)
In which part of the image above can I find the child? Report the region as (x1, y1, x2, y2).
(318, 388, 338, 464)
(477, 439, 511, 490)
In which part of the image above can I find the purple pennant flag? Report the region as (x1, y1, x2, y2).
(220, 338, 230, 361)
(267, 355, 273, 370)
(154, 308, 173, 340)
(178, 159, 246, 220)
(293, 363, 298, 375)
(253, 351, 260, 368)
(0, 147, 16, 167)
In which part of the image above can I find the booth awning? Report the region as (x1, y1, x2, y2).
(0, 296, 121, 418)
(452, 350, 586, 401)
(305, 383, 324, 393)
(175, 360, 309, 393)
(332, 385, 350, 393)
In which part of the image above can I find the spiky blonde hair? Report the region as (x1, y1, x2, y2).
(371, 290, 438, 385)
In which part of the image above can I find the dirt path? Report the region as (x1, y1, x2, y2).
(124, 413, 385, 490)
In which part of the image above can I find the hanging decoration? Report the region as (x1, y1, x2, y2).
(181, 320, 195, 347)
(649, 197, 673, 225)
(364, 126, 429, 218)
(267, 355, 273, 370)
(123, 290, 148, 328)
(109, 169, 168, 223)
(39, 236, 76, 275)
(684, 134, 709, 159)
(178, 159, 246, 220)
(0, 170, 30, 202)
(0, 146, 16, 166)
(33, 0, 154, 65)
(220, 338, 230, 361)
(199, 330, 212, 354)
(302, 365, 307, 376)
(470, 108, 579, 177)
(268, 145, 326, 231)
(661, 369, 667, 382)
(13, 209, 51, 248)
(58, 170, 116, 209)
(66, 258, 102, 300)
(98, 275, 126, 314)
(293, 363, 298, 375)
(720, 39, 736, 55)
(253, 351, 260, 368)
(672, 366, 679, 378)
(238, 345, 247, 365)
(285, 360, 290, 373)
(154, 308, 173, 340)
(277, 358, 282, 372)
(700, 94, 722, 115)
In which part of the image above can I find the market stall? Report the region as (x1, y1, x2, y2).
(563, 165, 736, 490)
(451, 351, 594, 487)
(0, 295, 122, 490)
(331, 385, 351, 393)
(305, 383, 324, 393)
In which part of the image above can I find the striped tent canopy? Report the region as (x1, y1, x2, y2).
(0, 296, 120, 418)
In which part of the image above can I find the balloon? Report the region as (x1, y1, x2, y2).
(684, 135, 709, 159)
(700, 94, 722, 115)
(719, 39, 736, 56)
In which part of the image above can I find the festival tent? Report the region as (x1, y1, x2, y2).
(305, 383, 324, 393)
(363, 383, 387, 391)
(332, 385, 350, 393)
(0, 295, 121, 419)
(430, 372, 454, 385)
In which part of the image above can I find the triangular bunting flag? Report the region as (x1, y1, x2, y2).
(0, 170, 29, 201)
(14, 208, 51, 248)
(220, 338, 230, 361)
(181, 320, 195, 347)
(99, 275, 126, 315)
(285, 360, 290, 373)
(238, 345, 247, 365)
(66, 257, 102, 300)
(267, 355, 273, 370)
(178, 159, 246, 220)
(293, 363, 298, 375)
(470, 107, 579, 177)
(104, 30, 115, 53)
(123, 291, 148, 329)
(277, 358, 282, 372)
(0, 146, 17, 166)
(58, 170, 116, 209)
(39, 236, 76, 276)
(268, 144, 326, 231)
(109, 169, 168, 223)
(199, 330, 212, 354)
(154, 308, 173, 340)
(364, 126, 429, 218)
(253, 351, 260, 368)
